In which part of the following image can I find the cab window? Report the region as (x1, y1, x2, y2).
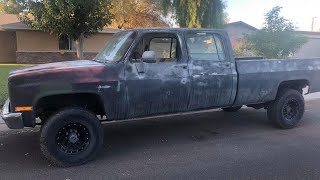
(186, 32, 225, 61)
(149, 38, 177, 60)
(131, 33, 180, 63)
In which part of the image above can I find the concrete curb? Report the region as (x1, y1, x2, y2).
(0, 108, 4, 124)
(0, 123, 9, 131)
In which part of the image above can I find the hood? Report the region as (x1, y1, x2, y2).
(10, 60, 103, 76)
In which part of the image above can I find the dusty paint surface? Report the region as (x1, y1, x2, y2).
(5, 28, 320, 128)
(234, 58, 320, 105)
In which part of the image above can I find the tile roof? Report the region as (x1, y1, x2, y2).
(225, 21, 258, 30)
(0, 14, 119, 33)
(0, 14, 20, 25)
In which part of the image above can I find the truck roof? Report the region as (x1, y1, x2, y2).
(123, 28, 227, 34)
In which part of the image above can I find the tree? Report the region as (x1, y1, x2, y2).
(232, 37, 255, 57)
(247, 6, 307, 59)
(161, 0, 226, 28)
(0, 0, 26, 14)
(20, 0, 113, 59)
(109, 0, 168, 29)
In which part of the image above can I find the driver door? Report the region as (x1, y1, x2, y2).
(124, 32, 190, 119)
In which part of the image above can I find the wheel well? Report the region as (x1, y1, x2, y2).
(35, 93, 105, 120)
(277, 80, 309, 95)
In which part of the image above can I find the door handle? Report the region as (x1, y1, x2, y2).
(218, 63, 230, 68)
(175, 65, 188, 69)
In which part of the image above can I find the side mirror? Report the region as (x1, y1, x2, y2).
(141, 51, 156, 63)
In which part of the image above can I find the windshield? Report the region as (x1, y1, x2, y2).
(95, 31, 136, 62)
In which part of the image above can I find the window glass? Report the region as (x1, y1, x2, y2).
(214, 35, 226, 60)
(131, 40, 144, 62)
(186, 33, 225, 61)
(131, 35, 179, 63)
(95, 31, 136, 62)
(149, 38, 177, 61)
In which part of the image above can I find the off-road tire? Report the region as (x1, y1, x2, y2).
(267, 89, 305, 129)
(40, 108, 104, 167)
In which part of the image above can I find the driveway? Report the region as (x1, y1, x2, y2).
(1, 93, 320, 179)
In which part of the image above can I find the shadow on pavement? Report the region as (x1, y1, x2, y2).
(0, 108, 272, 169)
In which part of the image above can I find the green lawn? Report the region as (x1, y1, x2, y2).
(0, 64, 31, 106)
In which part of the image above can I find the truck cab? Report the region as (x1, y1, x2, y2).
(105, 29, 237, 118)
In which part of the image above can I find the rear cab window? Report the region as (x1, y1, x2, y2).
(186, 32, 226, 61)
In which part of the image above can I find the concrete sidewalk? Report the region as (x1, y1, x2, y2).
(0, 116, 7, 131)
(0, 110, 4, 124)
(0, 108, 6, 131)
(304, 92, 320, 100)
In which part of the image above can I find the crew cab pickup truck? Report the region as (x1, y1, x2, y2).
(2, 28, 320, 166)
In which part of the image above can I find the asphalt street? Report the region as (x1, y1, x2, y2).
(1, 93, 320, 179)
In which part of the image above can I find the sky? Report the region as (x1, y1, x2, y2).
(226, 0, 320, 31)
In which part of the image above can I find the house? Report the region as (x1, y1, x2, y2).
(225, 21, 320, 58)
(0, 14, 119, 64)
(224, 21, 257, 45)
(293, 31, 320, 58)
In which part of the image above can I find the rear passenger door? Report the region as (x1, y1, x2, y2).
(186, 31, 235, 110)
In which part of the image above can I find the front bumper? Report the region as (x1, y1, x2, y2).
(1, 99, 24, 129)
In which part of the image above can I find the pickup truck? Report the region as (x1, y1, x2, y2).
(2, 28, 320, 166)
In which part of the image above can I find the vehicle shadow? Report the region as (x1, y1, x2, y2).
(0, 108, 272, 169)
(98, 108, 272, 161)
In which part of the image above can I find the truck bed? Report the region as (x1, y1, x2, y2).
(234, 58, 320, 105)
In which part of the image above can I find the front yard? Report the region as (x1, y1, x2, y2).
(0, 64, 30, 106)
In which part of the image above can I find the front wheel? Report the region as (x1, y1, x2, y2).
(40, 108, 104, 167)
(267, 89, 305, 129)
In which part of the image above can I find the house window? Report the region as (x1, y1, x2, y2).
(59, 34, 73, 50)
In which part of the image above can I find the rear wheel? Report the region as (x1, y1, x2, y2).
(222, 106, 242, 112)
(40, 108, 104, 167)
(267, 89, 305, 129)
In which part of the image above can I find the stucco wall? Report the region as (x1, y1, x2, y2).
(16, 52, 97, 64)
(84, 33, 113, 52)
(0, 31, 17, 63)
(16, 30, 114, 53)
(5, 30, 114, 64)
(293, 37, 320, 58)
(16, 30, 58, 51)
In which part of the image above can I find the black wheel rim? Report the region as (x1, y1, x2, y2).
(56, 123, 90, 154)
(282, 99, 299, 121)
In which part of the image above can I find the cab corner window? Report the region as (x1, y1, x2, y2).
(186, 33, 226, 61)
